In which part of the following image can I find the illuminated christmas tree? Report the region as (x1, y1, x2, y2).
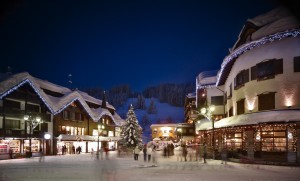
(119, 104, 143, 149)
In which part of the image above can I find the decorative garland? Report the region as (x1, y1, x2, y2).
(216, 29, 300, 86)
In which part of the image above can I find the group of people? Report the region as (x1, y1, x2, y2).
(61, 145, 82, 155)
(176, 143, 228, 164)
(176, 143, 208, 163)
(132, 144, 158, 164)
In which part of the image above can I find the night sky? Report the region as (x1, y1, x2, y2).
(0, 0, 282, 91)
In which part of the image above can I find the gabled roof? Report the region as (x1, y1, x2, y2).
(0, 72, 124, 126)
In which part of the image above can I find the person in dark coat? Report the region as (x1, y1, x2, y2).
(143, 144, 147, 162)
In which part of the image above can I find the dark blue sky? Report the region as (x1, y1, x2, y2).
(0, 0, 280, 91)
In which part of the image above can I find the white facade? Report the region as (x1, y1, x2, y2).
(224, 37, 300, 115)
(194, 7, 300, 162)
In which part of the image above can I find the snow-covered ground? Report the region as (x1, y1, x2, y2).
(1, 152, 299, 181)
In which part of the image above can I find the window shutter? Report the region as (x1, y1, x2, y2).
(258, 92, 275, 111)
(236, 99, 245, 115)
(251, 65, 257, 80)
(244, 69, 249, 83)
(274, 58, 283, 74)
(293, 56, 300, 72)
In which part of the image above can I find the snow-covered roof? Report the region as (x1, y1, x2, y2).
(249, 7, 300, 41)
(0, 72, 124, 126)
(150, 124, 178, 128)
(196, 109, 300, 131)
(57, 134, 121, 141)
(77, 90, 115, 110)
(196, 70, 218, 89)
(35, 77, 72, 95)
(216, 7, 300, 86)
(186, 92, 196, 99)
(232, 7, 300, 51)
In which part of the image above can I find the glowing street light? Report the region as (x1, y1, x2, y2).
(24, 113, 43, 157)
(96, 121, 105, 160)
(200, 105, 216, 159)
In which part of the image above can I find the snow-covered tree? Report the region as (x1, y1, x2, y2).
(140, 114, 151, 132)
(119, 104, 143, 149)
(135, 94, 146, 110)
(147, 98, 157, 114)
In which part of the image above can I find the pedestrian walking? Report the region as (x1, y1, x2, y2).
(143, 144, 147, 162)
(152, 146, 157, 164)
(72, 145, 75, 154)
(147, 146, 152, 162)
(104, 146, 109, 159)
(91, 148, 94, 159)
(203, 143, 207, 163)
(182, 144, 188, 162)
(221, 146, 228, 165)
(176, 146, 182, 161)
(39, 148, 45, 162)
(133, 146, 140, 161)
(9, 148, 13, 159)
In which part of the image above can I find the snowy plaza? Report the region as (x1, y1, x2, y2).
(1, 152, 300, 181)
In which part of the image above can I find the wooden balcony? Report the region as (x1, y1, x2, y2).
(0, 129, 44, 138)
(1, 109, 51, 122)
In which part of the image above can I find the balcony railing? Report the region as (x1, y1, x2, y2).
(1, 109, 51, 122)
(0, 129, 44, 138)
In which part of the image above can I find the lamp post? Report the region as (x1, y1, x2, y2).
(24, 113, 43, 157)
(177, 128, 183, 142)
(200, 105, 215, 159)
(96, 123, 104, 160)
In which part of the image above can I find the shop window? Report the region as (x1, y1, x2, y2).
(78, 127, 82, 135)
(261, 129, 286, 152)
(211, 96, 223, 106)
(225, 132, 242, 150)
(71, 127, 75, 135)
(236, 99, 245, 115)
(234, 69, 249, 90)
(258, 92, 275, 111)
(294, 56, 300, 72)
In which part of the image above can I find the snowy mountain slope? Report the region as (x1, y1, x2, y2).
(116, 98, 184, 123)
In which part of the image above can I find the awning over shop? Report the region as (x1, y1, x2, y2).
(56, 134, 121, 141)
(196, 109, 300, 131)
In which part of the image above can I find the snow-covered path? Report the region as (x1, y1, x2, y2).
(0, 152, 299, 181)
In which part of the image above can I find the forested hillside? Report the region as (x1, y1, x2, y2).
(84, 83, 194, 108)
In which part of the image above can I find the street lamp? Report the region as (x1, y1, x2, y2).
(96, 123, 105, 160)
(177, 128, 183, 142)
(24, 113, 43, 157)
(200, 105, 215, 159)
